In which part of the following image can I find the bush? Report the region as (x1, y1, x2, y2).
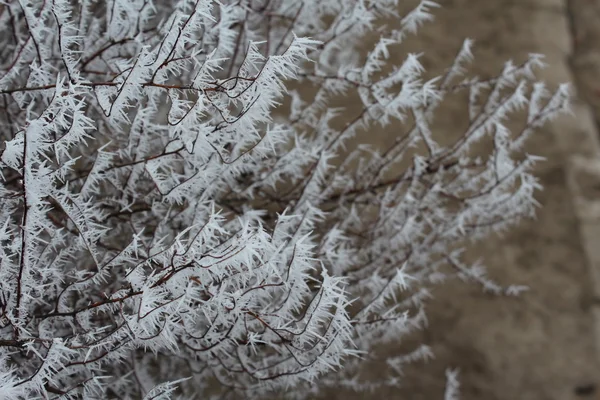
(0, 0, 568, 398)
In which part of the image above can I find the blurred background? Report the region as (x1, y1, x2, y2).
(318, 0, 600, 399)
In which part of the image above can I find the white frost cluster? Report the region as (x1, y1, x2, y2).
(0, 0, 568, 398)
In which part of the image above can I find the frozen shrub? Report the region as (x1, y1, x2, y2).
(0, 0, 568, 398)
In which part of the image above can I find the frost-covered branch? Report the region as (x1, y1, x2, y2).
(0, 0, 568, 398)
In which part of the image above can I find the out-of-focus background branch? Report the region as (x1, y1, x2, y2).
(319, 1, 600, 399)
